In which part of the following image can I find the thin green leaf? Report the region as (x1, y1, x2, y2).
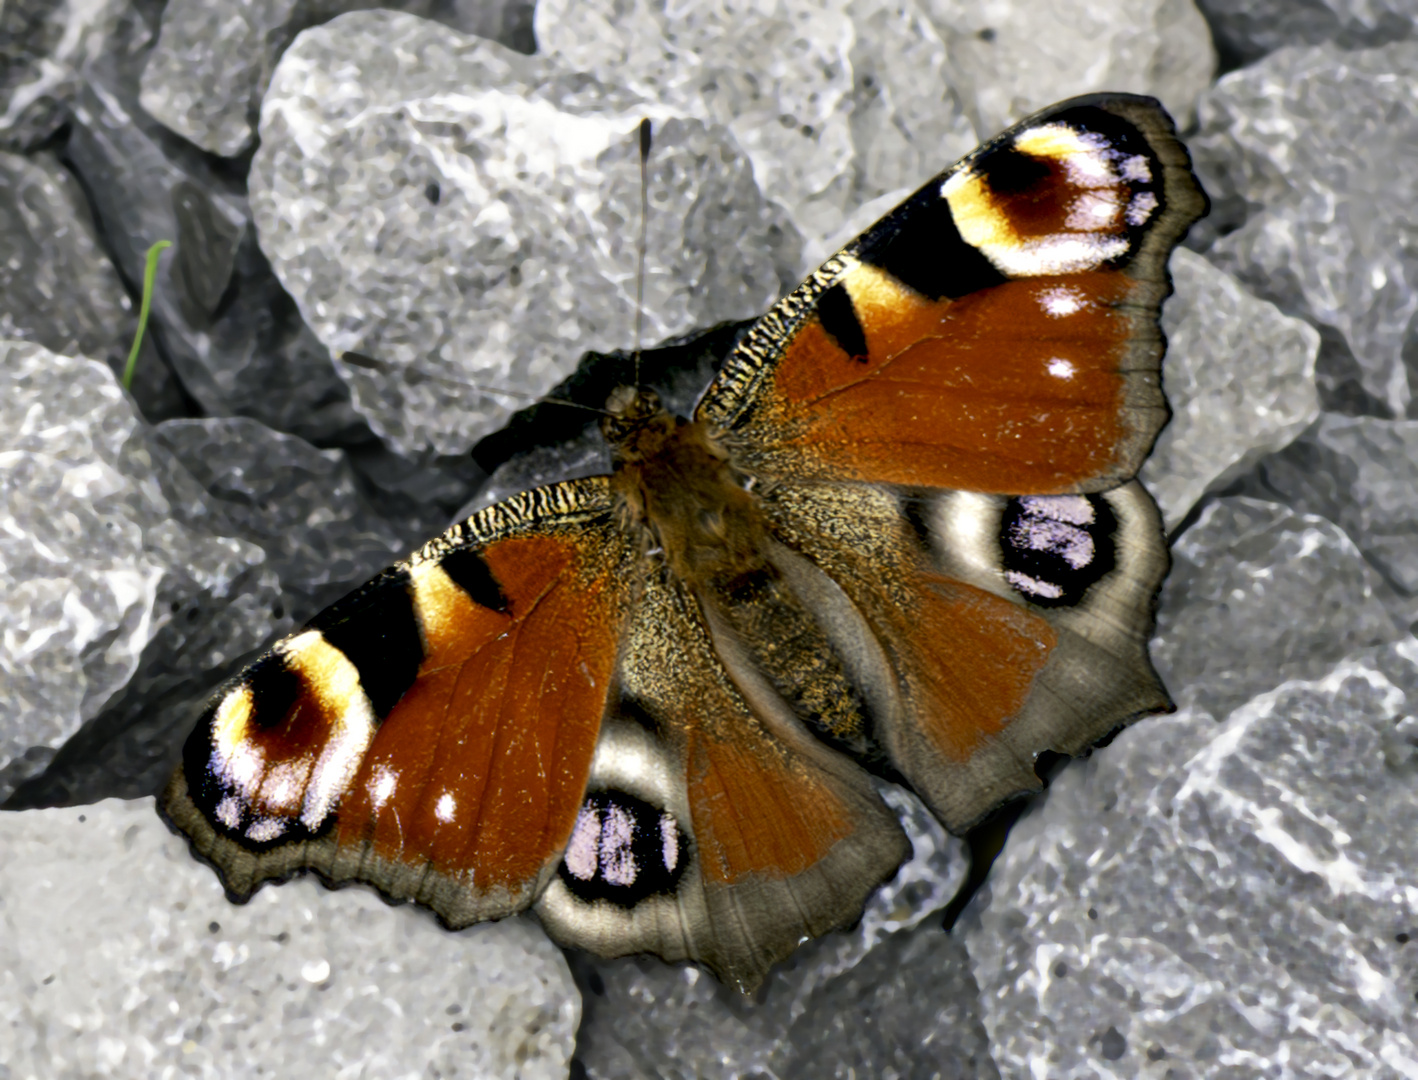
(122, 239, 172, 390)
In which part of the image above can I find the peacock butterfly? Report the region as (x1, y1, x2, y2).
(160, 93, 1207, 992)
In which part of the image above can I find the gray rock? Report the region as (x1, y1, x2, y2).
(252, 10, 787, 456)
(137, 0, 536, 159)
(922, 0, 1216, 136)
(1152, 496, 1404, 717)
(1192, 42, 1418, 418)
(138, 0, 303, 158)
(153, 417, 421, 618)
(1261, 414, 1418, 601)
(574, 786, 991, 1080)
(63, 77, 367, 446)
(0, 147, 186, 420)
(0, 797, 580, 1079)
(0, 341, 279, 804)
(1142, 249, 1320, 531)
(964, 633, 1418, 1079)
(0, 0, 134, 151)
(17, 0, 370, 447)
(536, 0, 979, 257)
(1194, 0, 1416, 70)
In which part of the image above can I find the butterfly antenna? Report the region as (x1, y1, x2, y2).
(341, 352, 612, 417)
(633, 117, 653, 389)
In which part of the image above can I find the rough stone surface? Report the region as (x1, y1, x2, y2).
(28, 0, 370, 445)
(1191, 41, 1418, 419)
(923, 0, 1216, 136)
(138, 0, 302, 158)
(1261, 415, 1418, 602)
(0, 148, 183, 416)
(7, 1, 1418, 1076)
(964, 634, 1418, 1079)
(0, 797, 580, 1079)
(0, 0, 133, 151)
(1142, 248, 1320, 531)
(536, 0, 979, 257)
(573, 786, 992, 1079)
(152, 417, 421, 619)
(1151, 496, 1404, 718)
(252, 10, 790, 457)
(137, 0, 536, 158)
(0, 342, 278, 805)
(1194, 0, 1416, 70)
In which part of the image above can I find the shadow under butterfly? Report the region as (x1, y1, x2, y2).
(161, 93, 1207, 992)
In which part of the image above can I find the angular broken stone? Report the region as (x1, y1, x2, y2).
(0, 341, 279, 803)
(1261, 414, 1418, 600)
(536, 0, 979, 254)
(1151, 495, 1404, 717)
(152, 417, 422, 618)
(252, 10, 787, 456)
(0, 147, 187, 420)
(1191, 41, 1418, 418)
(137, 0, 537, 158)
(965, 635, 1418, 1078)
(1141, 248, 1320, 531)
(1193, 0, 1416, 70)
(922, 0, 1215, 135)
(0, 798, 579, 1079)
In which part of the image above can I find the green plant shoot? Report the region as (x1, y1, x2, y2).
(122, 239, 172, 390)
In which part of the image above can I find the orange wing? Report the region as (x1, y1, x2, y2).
(162, 477, 639, 924)
(697, 94, 1207, 495)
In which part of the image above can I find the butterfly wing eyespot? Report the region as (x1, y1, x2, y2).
(162, 477, 639, 923)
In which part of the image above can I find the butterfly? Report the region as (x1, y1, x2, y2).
(161, 93, 1206, 993)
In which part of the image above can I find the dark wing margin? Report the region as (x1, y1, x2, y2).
(161, 476, 640, 925)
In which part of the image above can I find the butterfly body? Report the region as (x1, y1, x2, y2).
(163, 94, 1206, 991)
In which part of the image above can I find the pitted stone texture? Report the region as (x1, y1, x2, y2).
(922, 0, 1215, 137)
(1194, 0, 1416, 69)
(0, 341, 278, 804)
(252, 10, 787, 457)
(153, 417, 417, 619)
(1142, 249, 1319, 531)
(1261, 415, 1418, 601)
(43, 0, 368, 447)
(138, 0, 302, 157)
(1191, 42, 1418, 418)
(138, 0, 536, 158)
(1151, 496, 1403, 718)
(0, 0, 131, 151)
(0, 148, 184, 420)
(0, 798, 580, 1079)
(536, 0, 977, 258)
(964, 636, 1418, 1080)
(574, 786, 993, 1080)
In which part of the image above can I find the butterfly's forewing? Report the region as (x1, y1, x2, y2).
(698, 94, 1207, 495)
(162, 477, 639, 924)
